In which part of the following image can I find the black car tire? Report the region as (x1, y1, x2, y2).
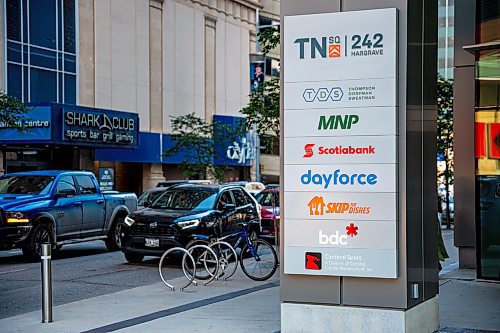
(105, 217, 124, 251)
(124, 252, 144, 263)
(22, 224, 54, 261)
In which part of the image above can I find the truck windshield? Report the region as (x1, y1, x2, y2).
(0, 176, 55, 195)
(151, 188, 217, 211)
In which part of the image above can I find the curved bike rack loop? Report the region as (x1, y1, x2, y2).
(208, 241, 238, 281)
(183, 244, 220, 286)
(159, 247, 197, 291)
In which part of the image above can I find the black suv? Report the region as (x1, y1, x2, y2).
(120, 184, 261, 263)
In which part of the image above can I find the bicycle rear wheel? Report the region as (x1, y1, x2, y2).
(182, 239, 218, 280)
(209, 241, 238, 280)
(239, 239, 278, 281)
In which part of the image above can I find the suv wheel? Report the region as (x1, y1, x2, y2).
(105, 217, 124, 251)
(124, 252, 144, 263)
(22, 224, 53, 261)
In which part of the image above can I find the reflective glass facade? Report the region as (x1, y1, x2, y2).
(5, 0, 77, 104)
(474, 0, 500, 280)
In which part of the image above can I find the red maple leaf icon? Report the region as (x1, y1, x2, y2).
(346, 223, 358, 237)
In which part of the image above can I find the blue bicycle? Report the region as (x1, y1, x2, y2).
(185, 223, 278, 281)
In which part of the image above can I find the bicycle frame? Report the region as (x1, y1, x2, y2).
(233, 228, 260, 261)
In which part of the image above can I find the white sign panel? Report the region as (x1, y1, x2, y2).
(284, 78, 397, 110)
(284, 136, 397, 165)
(284, 164, 397, 193)
(283, 8, 397, 83)
(283, 8, 398, 279)
(284, 107, 397, 138)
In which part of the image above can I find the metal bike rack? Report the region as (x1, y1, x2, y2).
(208, 241, 238, 281)
(159, 247, 197, 291)
(41, 243, 53, 323)
(182, 244, 220, 286)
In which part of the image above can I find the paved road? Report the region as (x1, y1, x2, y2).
(0, 241, 183, 319)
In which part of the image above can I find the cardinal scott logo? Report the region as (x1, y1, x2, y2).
(305, 252, 322, 270)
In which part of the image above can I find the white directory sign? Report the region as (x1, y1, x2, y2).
(283, 8, 398, 278)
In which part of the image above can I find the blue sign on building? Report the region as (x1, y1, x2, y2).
(0, 106, 52, 141)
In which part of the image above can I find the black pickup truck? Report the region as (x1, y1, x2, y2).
(0, 170, 137, 259)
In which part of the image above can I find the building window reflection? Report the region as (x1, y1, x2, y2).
(5, 0, 77, 104)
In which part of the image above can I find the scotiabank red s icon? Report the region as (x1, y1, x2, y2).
(303, 144, 315, 158)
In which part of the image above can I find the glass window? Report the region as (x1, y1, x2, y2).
(0, 175, 55, 195)
(231, 189, 248, 207)
(5, 0, 77, 103)
(152, 188, 218, 211)
(477, 0, 500, 44)
(217, 191, 234, 210)
(7, 64, 22, 100)
(29, 0, 57, 49)
(6, 0, 21, 41)
(30, 68, 57, 103)
(56, 175, 76, 194)
(76, 176, 97, 195)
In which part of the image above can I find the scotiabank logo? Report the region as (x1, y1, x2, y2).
(303, 144, 375, 158)
(303, 144, 315, 158)
(305, 252, 322, 270)
(308, 196, 371, 215)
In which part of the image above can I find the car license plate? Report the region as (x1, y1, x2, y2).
(145, 238, 160, 247)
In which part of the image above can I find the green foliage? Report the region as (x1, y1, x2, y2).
(437, 75, 454, 228)
(240, 27, 281, 152)
(0, 91, 31, 132)
(163, 113, 245, 182)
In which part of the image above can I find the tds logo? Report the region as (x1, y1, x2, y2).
(294, 36, 342, 59)
(305, 252, 322, 270)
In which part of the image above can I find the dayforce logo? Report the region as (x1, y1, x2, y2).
(301, 169, 378, 189)
(318, 115, 359, 130)
(303, 144, 375, 158)
(308, 196, 371, 216)
(319, 223, 359, 246)
(294, 36, 343, 59)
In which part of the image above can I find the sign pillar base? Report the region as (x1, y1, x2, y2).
(281, 297, 439, 333)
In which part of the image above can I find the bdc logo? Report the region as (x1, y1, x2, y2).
(303, 87, 343, 102)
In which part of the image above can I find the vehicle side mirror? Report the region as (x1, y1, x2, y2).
(55, 188, 76, 198)
(144, 200, 152, 208)
(223, 203, 236, 211)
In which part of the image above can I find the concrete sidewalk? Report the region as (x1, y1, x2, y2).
(1, 267, 499, 333)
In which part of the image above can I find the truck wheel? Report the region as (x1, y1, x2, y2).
(124, 252, 144, 263)
(22, 224, 53, 261)
(105, 217, 124, 251)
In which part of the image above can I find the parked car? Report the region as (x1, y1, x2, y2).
(224, 181, 266, 197)
(120, 184, 261, 263)
(0, 171, 137, 259)
(255, 187, 280, 241)
(156, 180, 212, 188)
(478, 176, 500, 255)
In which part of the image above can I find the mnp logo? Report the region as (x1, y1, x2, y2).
(303, 144, 315, 158)
(305, 252, 322, 270)
(295, 36, 343, 59)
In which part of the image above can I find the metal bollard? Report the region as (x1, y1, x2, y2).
(41, 243, 53, 323)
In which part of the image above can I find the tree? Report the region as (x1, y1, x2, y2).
(0, 91, 31, 131)
(240, 28, 280, 152)
(437, 75, 454, 229)
(163, 113, 245, 183)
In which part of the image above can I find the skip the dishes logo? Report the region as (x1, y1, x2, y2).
(308, 196, 370, 215)
(303, 144, 375, 158)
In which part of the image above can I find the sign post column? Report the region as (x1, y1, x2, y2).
(280, 1, 438, 332)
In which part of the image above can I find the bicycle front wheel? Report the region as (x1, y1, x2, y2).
(239, 239, 278, 281)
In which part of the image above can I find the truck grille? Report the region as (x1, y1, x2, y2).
(129, 223, 179, 238)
